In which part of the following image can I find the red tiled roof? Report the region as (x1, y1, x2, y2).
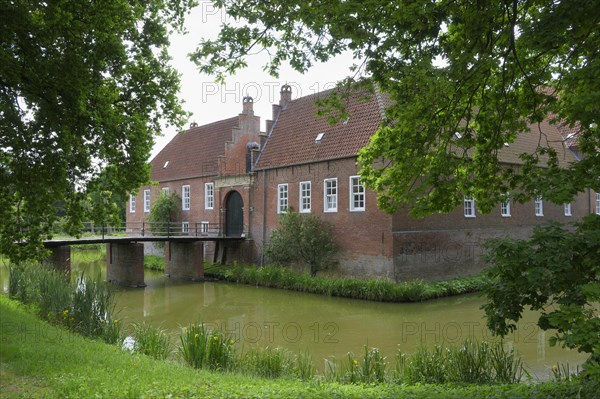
(255, 89, 385, 169)
(256, 87, 577, 169)
(150, 117, 238, 181)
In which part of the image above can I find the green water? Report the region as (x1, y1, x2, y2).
(0, 250, 588, 380)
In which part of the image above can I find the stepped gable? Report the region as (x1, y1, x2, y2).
(150, 117, 239, 181)
(255, 88, 385, 170)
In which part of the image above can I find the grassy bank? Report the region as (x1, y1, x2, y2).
(1, 295, 598, 399)
(205, 263, 487, 302)
(144, 255, 166, 271)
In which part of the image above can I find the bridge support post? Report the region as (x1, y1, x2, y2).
(166, 241, 204, 281)
(44, 246, 71, 274)
(106, 243, 146, 288)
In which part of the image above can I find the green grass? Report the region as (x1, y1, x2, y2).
(130, 322, 172, 360)
(1, 296, 599, 399)
(144, 255, 166, 271)
(205, 263, 487, 302)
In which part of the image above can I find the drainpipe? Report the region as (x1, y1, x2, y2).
(261, 169, 267, 266)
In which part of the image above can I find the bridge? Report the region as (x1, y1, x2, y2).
(43, 222, 245, 288)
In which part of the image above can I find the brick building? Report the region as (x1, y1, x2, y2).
(127, 85, 597, 281)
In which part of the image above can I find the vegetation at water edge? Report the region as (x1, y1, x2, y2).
(205, 263, 486, 302)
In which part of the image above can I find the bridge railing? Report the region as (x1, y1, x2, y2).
(61, 221, 226, 239)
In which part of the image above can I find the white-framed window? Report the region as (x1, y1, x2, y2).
(349, 176, 365, 212)
(564, 203, 572, 217)
(278, 184, 288, 214)
(162, 187, 169, 194)
(535, 196, 544, 216)
(324, 178, 338, 212)
(182, 221, 189, 234)
(501, 194, 511, 217)
(129, 194, 136, 213)
(201, 221, 210, 234)
(464, 196, 476, 218)
(182, 185, 190, 210)
(299, 181, 311, 213)
(596, 193, 600, 215)
(205, 183, 214, 210)
(143, 190, 150, 213)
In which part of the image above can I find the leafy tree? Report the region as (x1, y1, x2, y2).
(148, 191, 180, 237)
(0, 0, 194, 262)
(482, 216, 600, 374)
(194, 0, 599, 362)
(266, 211, 337, 276)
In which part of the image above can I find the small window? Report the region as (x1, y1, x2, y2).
(162, 187, 169, 194)
(205, 183, 214, 210)
(501, 200, 511, 217)
(129, 194, 136, 213)
(182, 221, 189, 234)
(315, 133, 324, 143)
(278, 184, 288, 214)
(596, 193, 600, 215)
(349, 176, 365, 212)
(163, 161, 169, 169)
(299, 181, 311, 213)
(464, 196, 476, 218)
(200, 221, 210, 234)
(144, 190, 150, 213)
(324, 178, 338, 212)
(535, 196, 544, 216)
(182, 185, 190, 210)
(564, 203, 572, 217)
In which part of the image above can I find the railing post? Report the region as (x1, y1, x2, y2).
(142, 222, 145, 237)
(102, 225, 105, 240)
(167, 222, 171, 238)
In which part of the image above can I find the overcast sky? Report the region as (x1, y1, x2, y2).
(153, 2, 355, 158)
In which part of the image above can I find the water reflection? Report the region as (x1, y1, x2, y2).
(0, 250, 588, 380)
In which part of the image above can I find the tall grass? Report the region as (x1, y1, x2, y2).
(205, 263, 487, 303)
(396, 340, 525, 384)
(179, 323, 236, 371)
(144, 255, 165, 271)
(8, 262, 122, 344)
(131, 322, 172, 360)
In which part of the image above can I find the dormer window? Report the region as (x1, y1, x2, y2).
(315, 133, 324, 143)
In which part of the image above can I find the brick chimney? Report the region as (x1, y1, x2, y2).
(279, 84, 292, 106)
(242, 95, 254, 115)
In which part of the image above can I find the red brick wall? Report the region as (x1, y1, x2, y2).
(251, 158, 394, 278)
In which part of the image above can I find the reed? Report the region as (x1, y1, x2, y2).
(179, 323, 236, 371)
(206, 263, 487, 303)
(7, 262, 121, 344)
(239, 347, 295, 379)
(131, 322, 172, 360)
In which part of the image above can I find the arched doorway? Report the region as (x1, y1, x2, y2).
(225, 191, 243, 237)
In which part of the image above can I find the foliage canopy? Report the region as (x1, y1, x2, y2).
(0, 0, 195, 262)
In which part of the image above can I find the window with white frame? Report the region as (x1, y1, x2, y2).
(162, 187, 169, 194)
(205, 183, 214, 210)
(464, 196, 476, 218)
(299, 181, 311, 213)
(596, 193, 600, 215)
(278, 184, 288, 213)
(564, 203, 572, 216)
(324, 178, 338, 212)
(201, 221, 210, 234)
(535, 196, 544, 216)
(182, 185, 190, 210)
(143, 190, 150, 212)
(129, 194, 136, 213)
(349, 176, 365, 211)
(182, 221, 189, 233)
(500, 194, 511, 217)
